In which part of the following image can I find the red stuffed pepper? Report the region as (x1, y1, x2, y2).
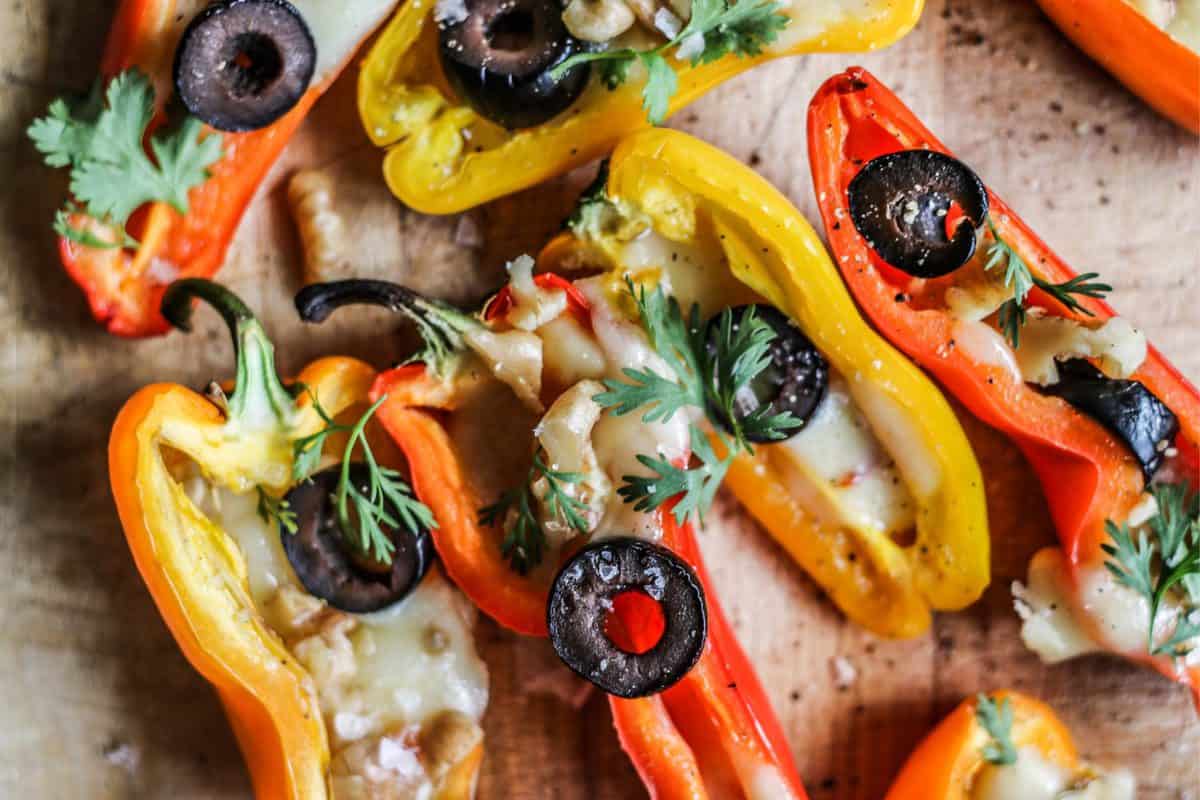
(294, 257, 809, 798)
(808, 67, 1200, 705)
(28, 0, 402, 336)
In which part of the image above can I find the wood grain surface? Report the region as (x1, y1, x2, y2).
(2, 0, 1198, 798)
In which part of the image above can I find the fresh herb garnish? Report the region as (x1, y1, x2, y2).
(596, 279, 800, 525)
(256, 486, 298, 534)
(28, 68, 223, 248)
(292, 394, 437, 564)
(974, 693, 1018, 766)
(479, 453, 590, 574)
(984, 219, 1111, 347)
(551, 0, 789, 124)
(1102, 480, 1200, 657)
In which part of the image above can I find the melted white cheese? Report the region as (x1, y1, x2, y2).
(618, 230, 752, 318)
(290, 0, 401, 82)
(534, 380, 611, 544)
(778, 375, 916, 537)
(185, 480, 488, 794)
(1014, 314, 1147, 386)
(972, 748, 1135, 800)
(1013, 549, 1099, 663)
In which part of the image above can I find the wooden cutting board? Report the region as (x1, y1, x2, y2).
(1, 0, 1197, 797)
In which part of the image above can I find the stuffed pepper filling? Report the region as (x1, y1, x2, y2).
(184, 469, 488, 798)
(569, 196, 924, 549)
(1126, 0, 1200, 52)
(846, 149, 1199, 670)
(971, 750, 1135, 800)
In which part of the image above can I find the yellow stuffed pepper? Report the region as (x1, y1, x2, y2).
(109, 280, 488, 798)
(358, 0, 924, 213)
(528, 128, 989, 638)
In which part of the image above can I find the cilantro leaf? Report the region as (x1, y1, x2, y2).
(479, 453, 589, 574)
(256, 487, 298, 534)
(974, 694, 1018, 766)
(617, 425, 732, 526)
(639, 52, 677, 124)
(1103, 480, 1200, 658)
(984, 219, 1111, 347)
(28, 68, 223, 246)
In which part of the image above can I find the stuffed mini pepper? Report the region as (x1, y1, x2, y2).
(886, 691, 1134, 800)
(29, 0, 403, 336)
(357, 0, 924, 213)
(110, 280, 488, 798)
(1033, 0, 1199, 132)
(808, 67, 1200, 704)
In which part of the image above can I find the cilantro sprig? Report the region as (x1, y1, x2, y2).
(288, 394, 438, 564)
(1102, 481, 1200, 658)
(256, 486, 298, 534)
(28, 68, 223, 248)
(551, 0, 790, 124)
(596, 279, 801, 526)
(479, 453, 590, 574)
(984, 219, 1111, 347)
(974, 693, 1018, 766)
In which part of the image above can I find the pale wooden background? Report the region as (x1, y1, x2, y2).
(2, 0, 1198, 798)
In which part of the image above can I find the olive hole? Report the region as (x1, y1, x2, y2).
(222, 32, 284, 97)
(486, 10, 536, 51)
(604, 591, 666, 655)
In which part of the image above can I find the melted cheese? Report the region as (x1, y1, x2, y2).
(618, 229, 754, 318)
(1013, 549, 1099, 663)
(972, 748, 1135, 800)
(290, 0, 401, 82)
(1014, 314, 1147, 386)
(185, 480, 488, 796)
(778, 375, 916, 537)
(534, 380, 611, 544)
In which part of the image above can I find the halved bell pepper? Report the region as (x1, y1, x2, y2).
(363, 289, 808, 799)
(884, 691, 1130, 799)
(807, 67, 1200, 698)
(1032, 0, 1199, 133)
(55, 0, 401, 337)
(357, 0, 924, 213)
(109, 280, 483, 798)
(537, 128, 990, 639)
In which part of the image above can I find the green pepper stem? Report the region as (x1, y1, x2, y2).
(161, 278, 296, 432)
(295, 279, 480, 376)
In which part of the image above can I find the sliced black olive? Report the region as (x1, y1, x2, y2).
(547, 537, 706, 698)
(438, 0, 590, 129)
(847, 150, 989, 278)
(705, 305, 829, 443)
(1041, 359, 1180, 480)
(282, 464, 435, 613)
(174, 0, 316, 132)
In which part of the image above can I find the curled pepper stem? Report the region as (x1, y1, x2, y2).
(162, 278, 297, 432)
(295, 279, 480, 376)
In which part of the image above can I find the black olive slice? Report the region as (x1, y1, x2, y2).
(438, 0, 590, 129)
(174, 0, 316, 132)
(282, 464, 435, 613)
(547, 537, 706, 698)
(705, 305, 829, 443)
(847, 150, 989, 278)
(1041, 359, 1180, 480)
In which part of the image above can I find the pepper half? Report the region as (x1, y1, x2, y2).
(808, 67, 1200, 700)
(1033, 0, 1199, 133)
(357, 0, 924, 213)
(539, 128, 991, 639)
(344, 291, 811, 798)
(53, 0, 401, 336)
(109, 280, 484, 798)
(884, 691, 1131, 799)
